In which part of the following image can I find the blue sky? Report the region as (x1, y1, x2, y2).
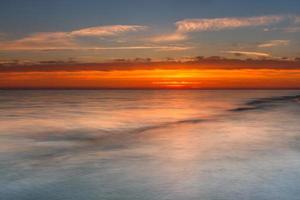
(0, 0, 300, 62)
(1, 0, 300, 33)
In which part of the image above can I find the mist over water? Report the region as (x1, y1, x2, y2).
(1, 90, 300, 200)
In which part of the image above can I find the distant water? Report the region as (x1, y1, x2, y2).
(1, 90, 300, 200)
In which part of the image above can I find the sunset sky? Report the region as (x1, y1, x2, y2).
(0, 0, 300, 89)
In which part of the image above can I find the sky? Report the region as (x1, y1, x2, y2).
(0, 0, 300, 89)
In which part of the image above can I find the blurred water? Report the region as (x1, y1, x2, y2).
(0, 90, 300, 200)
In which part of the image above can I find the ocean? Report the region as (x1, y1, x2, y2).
(1, 90, 300, 200)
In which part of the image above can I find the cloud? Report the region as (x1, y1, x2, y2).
(175, 15, 285, 33)
(258, 40, 290, 48)
(150, 33, 187, 42)
(150, 15, 286, 43)
(225, 51, 271, 57)
(262, 15, 300, 33)
(293, 16, 300, 24)
(283, 26, 300, 33)
(2, 32, 75, 50)
(263, 26, 300, 33)
(72, 46, 191, 51)
(0, 25, 147, 51)
(0, 44, 190, 51)
(1, 57, 300, 74)
(70, 25, 146, 37)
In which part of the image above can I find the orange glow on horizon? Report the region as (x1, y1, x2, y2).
(1, 68, 300, 89)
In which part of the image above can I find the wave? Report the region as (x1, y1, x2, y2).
(31, 118, 207, 143)
(14, 93, 300, 162)
(18, 117, 209, 161)
(229, 94, 300, 112)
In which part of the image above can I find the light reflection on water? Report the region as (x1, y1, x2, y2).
(1, 90, 300, 200)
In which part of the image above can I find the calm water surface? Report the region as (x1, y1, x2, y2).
(0, 90, 300, 200)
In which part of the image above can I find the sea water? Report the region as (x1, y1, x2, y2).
(0, 90, 300, 200)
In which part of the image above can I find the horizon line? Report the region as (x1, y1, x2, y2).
(1, 88, 300, 91)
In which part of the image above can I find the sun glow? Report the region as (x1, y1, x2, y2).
(1, 68, 300, 89)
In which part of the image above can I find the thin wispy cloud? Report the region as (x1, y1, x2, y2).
(0, 25, 147, 51)
(283, 26, 300, 33)
(70, 25, 146, 37)
(176, 15, 284, 32)
(225, 51, 271, 57)
(258, 40, 290, 48)
(0, 25, 190, 52)
(0, 45, 190, 51)
(1, 15, 299, 53)
(150, 33, 187, 42)
(293, 16, 300, 24)
(262, 15, 300, 33)
(80, 46, 191, 51)
(150, 15, 287, 42)
(2, 32, 75, 50)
